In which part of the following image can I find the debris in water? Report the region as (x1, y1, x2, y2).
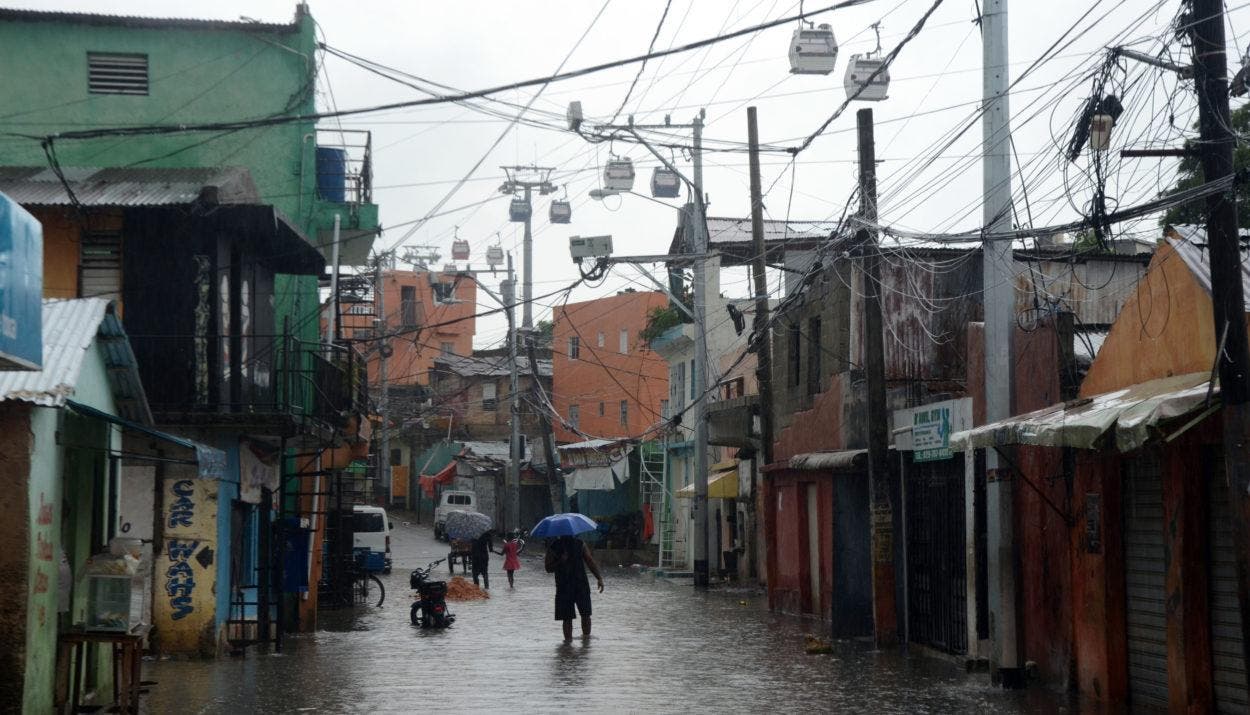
(804, 634, 833, 655)
(446, 576, 490, 601)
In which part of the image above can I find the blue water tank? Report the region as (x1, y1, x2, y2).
(315, 147, 348, 202)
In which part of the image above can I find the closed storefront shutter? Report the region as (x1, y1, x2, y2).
(904, 455, 967, 654)
(1209, 458, 1249, 714)
(1124, 451, 1168, 711)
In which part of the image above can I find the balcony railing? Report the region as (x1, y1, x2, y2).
(316, 128, 372, 205)
(129, 332, 365, 433)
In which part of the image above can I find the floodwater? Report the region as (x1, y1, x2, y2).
(141, 515, 1071, 714)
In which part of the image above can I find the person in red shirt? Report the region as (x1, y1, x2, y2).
(495, 530, 526, 588)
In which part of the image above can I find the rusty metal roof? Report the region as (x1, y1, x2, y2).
(434, 353, 552, 378)
(0, 299, 150, 423)
(0, 7, 300, 33)
(0, 166, 259, 207)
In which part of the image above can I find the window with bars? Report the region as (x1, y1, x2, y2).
(568, 336, 580, 360)
(788, 323, 802, 388)
(88, 52, 149, 95)
(569, 404, 580, 430)
(619, 329, 629, 354)
(482, 381, 498, 411)
(598, 401, 605, 417)
(620, 400, 629, 427)
(597, 331, 605, 348)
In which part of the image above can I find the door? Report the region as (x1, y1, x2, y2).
(806, 483, 820, 614)
(906, 455, 968, 654)
(1208, 455, 1249, 713)
(1123, 451, 1168, 711)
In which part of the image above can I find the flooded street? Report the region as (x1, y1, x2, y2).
(142, 516, 1069, 714)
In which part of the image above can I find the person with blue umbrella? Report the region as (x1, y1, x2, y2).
(534, 513, 605, 641)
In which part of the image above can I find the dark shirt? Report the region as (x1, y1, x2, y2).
(549, 536, 588, 593)
(471, 533, 492, 562)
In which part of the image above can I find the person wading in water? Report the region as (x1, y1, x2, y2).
(544, 535, 604, 641)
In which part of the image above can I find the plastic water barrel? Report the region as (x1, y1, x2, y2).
(315, 147, 348, 202)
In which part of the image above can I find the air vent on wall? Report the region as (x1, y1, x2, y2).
(88, 52, 149, 95)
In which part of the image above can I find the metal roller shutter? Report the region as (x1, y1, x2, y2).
(1209, 460, 1249, 714)
(1124, 452, 1168, 711)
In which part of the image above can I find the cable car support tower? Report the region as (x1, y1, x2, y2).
(499, 165, 557, 330)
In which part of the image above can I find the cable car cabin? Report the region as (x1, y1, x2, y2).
(651, 167, 681, 198)
(549, 200, 572, 224)
(603, 158, 635, 191)
(789, 24, 837, 75)
(442, 263, 459, 274)
(451, 239, 470, 261)
(509, 197, 532, 222)
(486, 245, 504, 267)
(844, 54, 890, 101)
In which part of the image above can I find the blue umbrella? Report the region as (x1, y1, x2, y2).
(530, 512, 598, 538)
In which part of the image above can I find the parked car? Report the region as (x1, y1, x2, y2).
(434, 491, 477, 541)
(353, 505, 393, 573)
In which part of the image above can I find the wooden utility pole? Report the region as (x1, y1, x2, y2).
(526, 333, 564, 516)
(746, 106, 775, 581)
(1191, 0, 1250, 690)
(857, 108, 897, 645)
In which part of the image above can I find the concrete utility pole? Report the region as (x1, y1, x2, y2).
(746, 107, 775, 580)
(857, 108, 897, 645)
(502, 253, 521, 533)
(1190, 0, 1250, 690)
(689, 110, 712, 588)
(500, 166, 556, 330)
(981, 0, 1021, 685)
(376, 253, 391, 505)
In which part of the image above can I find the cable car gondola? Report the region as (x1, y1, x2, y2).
(844, 54, 890, 101)
(650, 167, 681, 199)
(509, 197, 531, 222)
(451, 239, 470, 261)
(603, 158, 635, 191)
(550, 200, 572, 224)
(486, 245, 504, 267)
(789, 23, 837, 75)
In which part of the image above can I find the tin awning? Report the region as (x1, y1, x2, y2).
(66, 399, 226, 478)
(675, 464, 739, 499)
(950, 372, 1215, 453)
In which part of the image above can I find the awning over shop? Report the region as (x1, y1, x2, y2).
(676, 465, 739, 499)
(67, 399, 226, 478)
(950, 371, 1214, 453)
(418, 461, 457, 499)
(762, 448, 873, 473)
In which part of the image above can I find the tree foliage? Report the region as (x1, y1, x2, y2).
(1161, 104, 1250, 230)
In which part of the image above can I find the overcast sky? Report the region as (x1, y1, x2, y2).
(16, 0, 1250, 347)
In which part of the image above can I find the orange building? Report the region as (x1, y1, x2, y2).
(552, 290, 669, 442)
(339, 268, 477, 388)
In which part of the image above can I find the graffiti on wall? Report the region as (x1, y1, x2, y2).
(154, 476, 218, 653)
(31, 491, 54, 627)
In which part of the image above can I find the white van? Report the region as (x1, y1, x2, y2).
(434, 491, 478, 541)
(352, 505, 392, 573)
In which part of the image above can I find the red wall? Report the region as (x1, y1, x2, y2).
(764, 470, 834, 619)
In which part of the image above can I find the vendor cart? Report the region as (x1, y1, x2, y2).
(448, 539, 472, 574)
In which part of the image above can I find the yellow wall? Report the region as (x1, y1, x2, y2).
(31, 208, 124, 313)
(1080, 239, 1237, 397)
(152, 475, 218, 656)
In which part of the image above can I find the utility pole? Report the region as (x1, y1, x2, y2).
(746, 107, 775, 581)
(525, 333, 564, 516)
(500, 166, 556, 330)
(503, 253, 522, 533)
(690, 110, 712, 589)
(982, 0, 1021, 685)
(1191, 0, 1250, 690)
(568, 108, 710, 586)
(857, 108, 897, 645)
(376, 253, 391, 506)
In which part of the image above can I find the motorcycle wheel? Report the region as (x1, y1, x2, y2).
(410, 602, 422, 626)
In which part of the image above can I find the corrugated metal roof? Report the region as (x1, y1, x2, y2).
(951, 371, 1213, 453)
(0, 166, 259, 207)
(1166, 225, 1250, 303)
(0, 298, 109, 407)
(788, 449, 868, 472)
(434, 353, 552, 378)
(0, 7, 300, 33)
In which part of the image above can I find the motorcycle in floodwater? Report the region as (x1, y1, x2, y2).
(410, 558, 456, 628)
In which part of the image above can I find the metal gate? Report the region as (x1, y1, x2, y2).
(1123, 451, 1168, 711)
(905, 455, 967, 654)
(1208, 455, 1249, 713)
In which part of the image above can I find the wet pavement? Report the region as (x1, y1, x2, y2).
(142, 514, 1071, 713)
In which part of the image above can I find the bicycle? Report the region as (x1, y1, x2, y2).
(350, 550, 386, 608)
